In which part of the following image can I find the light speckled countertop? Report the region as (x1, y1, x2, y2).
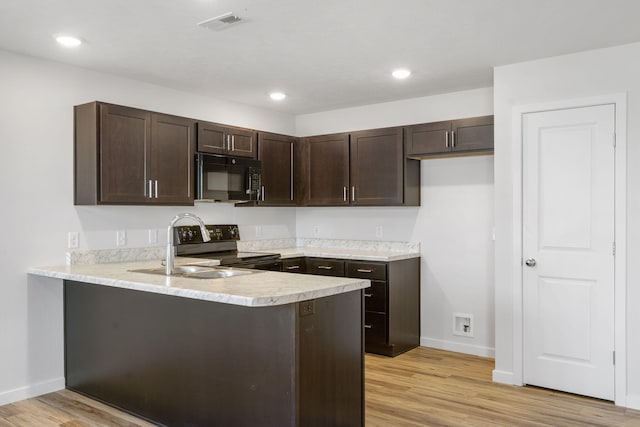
(259, 247, 420, 261)
(28, 258, 369, 307)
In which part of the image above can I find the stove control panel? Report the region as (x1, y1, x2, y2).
(174, 224, 240, 244)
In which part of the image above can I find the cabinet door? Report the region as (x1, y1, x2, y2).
(99, 104, 150, 203)
(258, 132, 296, 205)
(150, 114, 195, 205)
(350, 127, 403, 206)
(228, 127, 257, 159)
(196, 121, 227, 155)
(451, 115, 494, 153)
(405, 121, 451, 157)
(303, 133, 350, 206)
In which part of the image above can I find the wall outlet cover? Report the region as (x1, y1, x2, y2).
(148, 229, 158, 244)
(68, 231, 79, 249)
(116, 230, 127, 247)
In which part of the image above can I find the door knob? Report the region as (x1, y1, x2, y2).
(525, 258, 536, 267)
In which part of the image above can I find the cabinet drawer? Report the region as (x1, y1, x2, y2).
(346, 261, 387, 281)
(282, 257, 306, 274)
(363, 281, 387, 313)
(306, 258, 345, 277)
(364, 311, 387, 344)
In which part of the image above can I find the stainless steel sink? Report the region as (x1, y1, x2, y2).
(130, 265, 262, 280)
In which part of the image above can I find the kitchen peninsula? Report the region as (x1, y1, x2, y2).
(29, 260, 369, 427)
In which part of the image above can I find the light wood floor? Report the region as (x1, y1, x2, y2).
(1, 347, 639, 426)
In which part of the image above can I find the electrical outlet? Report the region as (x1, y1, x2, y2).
(116, 230, 127, 247)
(68, 232, 79, 249)
(375, 226, 383, 239)
(313, 226, 320, 237)
(299, 300, 315, 316)
(148, 229, 158, 244)
(256, 225, 262, 238)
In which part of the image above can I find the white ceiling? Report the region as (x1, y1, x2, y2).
(2, 0, 640, 114)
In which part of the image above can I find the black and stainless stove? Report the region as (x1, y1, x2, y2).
(174, 224, 281, 270)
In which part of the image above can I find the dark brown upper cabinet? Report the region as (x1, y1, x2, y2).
(301, 133, 351, 206)
(351, 127, 404, 206)
(74, 102, 195, 205)
(406, 115, 494, 159)
(257, 132, 297, 206)
(299, 129, 420, 207)
(196, 121, 257, 159)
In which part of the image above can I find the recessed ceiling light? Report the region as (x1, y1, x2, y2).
(55, 35, 82, 48)
(270, 92, 286, 101)
(392, 69, 411, 79)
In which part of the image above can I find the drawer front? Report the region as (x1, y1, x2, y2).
(306, 258, 345, 277)
(364, 311, 387, 344)
(346, 261, 387, 281)
(363, 281, 387, 313)
(282, 257, 306, 274)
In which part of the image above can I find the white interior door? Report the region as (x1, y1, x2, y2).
(522, 104, 615, 400)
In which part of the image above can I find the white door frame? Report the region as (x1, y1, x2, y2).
(510, 94, 627, 406)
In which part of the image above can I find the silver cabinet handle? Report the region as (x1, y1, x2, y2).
(285, 265, 300, 270)
(261, 186, 265, 201)
(290, 143, 294, 201)
(343, 186, 347, 202)
(357, 268, 373, 273)
(147, 180, 152, 198)
(352, 186, 355, 202)
(445, 130, 449, 148)
(451, 131, 456, 148)
(231, 135, 235, 151)
(226, 134, 230, 151)
(364, 293, 372, 298)
(154, 180, 158, 198)
(364, 324, 372, 329)
(525, 258, 536, 267)
(317, 266, 333, 270)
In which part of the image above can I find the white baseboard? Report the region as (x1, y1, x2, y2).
(626, 394, 640, 410)
(420, 337, 495, 358)
(0, 377, 65, 406)
(492, 369, 516, 385)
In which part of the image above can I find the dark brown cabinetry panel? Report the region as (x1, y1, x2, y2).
(65, 281, 363, 427)
(197, 121, 257, 159)
(350, 127, 404, 206)
(150, 114, 195, 204)
(300, 129, 420, 207)
(406, 115, 494, 158)
(301, 133, 350, 206)
(258, 132, 297, 206)
(74, 102, 194, 205)
(98, 104, 150, 203)
(282, 257, 420, 357)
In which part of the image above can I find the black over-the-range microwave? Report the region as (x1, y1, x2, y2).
(195, 153, 262, 202)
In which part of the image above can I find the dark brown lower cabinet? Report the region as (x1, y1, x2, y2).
(282, 256, 421, 357)
(64, 280, 363, 427)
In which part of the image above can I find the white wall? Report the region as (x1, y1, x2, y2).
(493, 42, 640, 408)
(0, 49, 297, 405)
(295, 88, 496, 357)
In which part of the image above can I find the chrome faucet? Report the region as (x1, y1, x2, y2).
(166, 213, 211, 275)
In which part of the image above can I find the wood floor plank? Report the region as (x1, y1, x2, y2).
(2, 347, 640, 426)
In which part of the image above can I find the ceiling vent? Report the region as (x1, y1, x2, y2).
(197, 12, 243, 31)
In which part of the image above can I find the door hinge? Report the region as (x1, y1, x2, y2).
(613, 242, 616, 256)
(613, 132, 616, 148)
(613, 351, 616, 365)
